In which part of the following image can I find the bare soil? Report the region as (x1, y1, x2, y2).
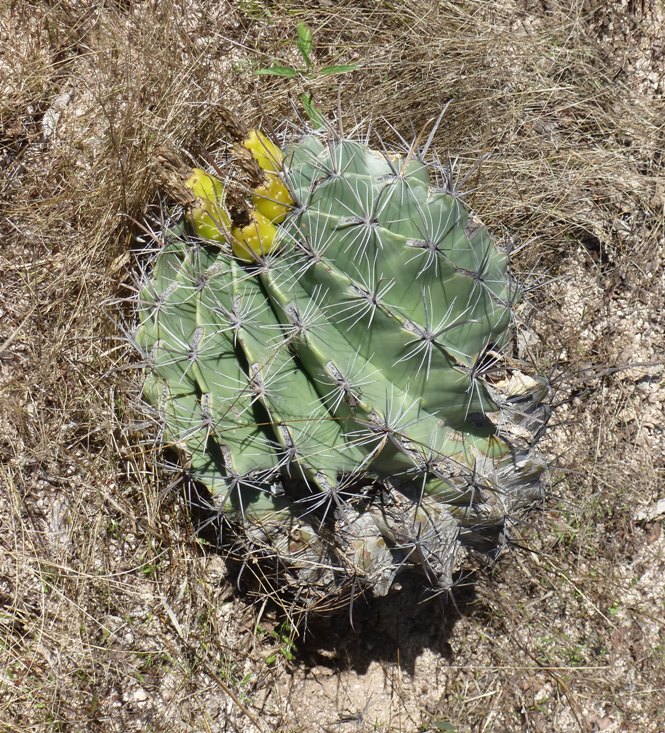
(1, 1, 663, 732)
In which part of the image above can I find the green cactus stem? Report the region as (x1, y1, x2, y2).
(135, 124, 549, 615)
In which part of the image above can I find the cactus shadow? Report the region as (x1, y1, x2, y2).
(185, 475, 489, 675)
(294, 572, 483, 676)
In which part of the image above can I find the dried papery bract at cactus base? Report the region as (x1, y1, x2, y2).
(134, 125, 550, 616)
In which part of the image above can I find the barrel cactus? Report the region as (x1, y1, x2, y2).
(135, 119, 549, 616)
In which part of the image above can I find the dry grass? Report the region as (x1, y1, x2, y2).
(1, 1, 663, 731)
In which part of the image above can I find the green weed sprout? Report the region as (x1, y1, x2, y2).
(256, 23, 357, 127)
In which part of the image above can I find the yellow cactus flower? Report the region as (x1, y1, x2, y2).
(183, 133, 293, 259)
(185, 168, 232, 244)
(252, 173, 293, 223)
(231, 210, 279, 262)
(243, 129, 284, 173)
(243, 130, 294, 223)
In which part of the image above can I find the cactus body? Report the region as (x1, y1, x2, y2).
(136, 128, 549, 613)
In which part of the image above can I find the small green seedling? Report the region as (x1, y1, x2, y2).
(256, 22, 357, 126)
(261, 623, 296, 666)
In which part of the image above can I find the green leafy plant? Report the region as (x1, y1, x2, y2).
(256, 23, 357, 127)
(261, 622, 297, 666)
